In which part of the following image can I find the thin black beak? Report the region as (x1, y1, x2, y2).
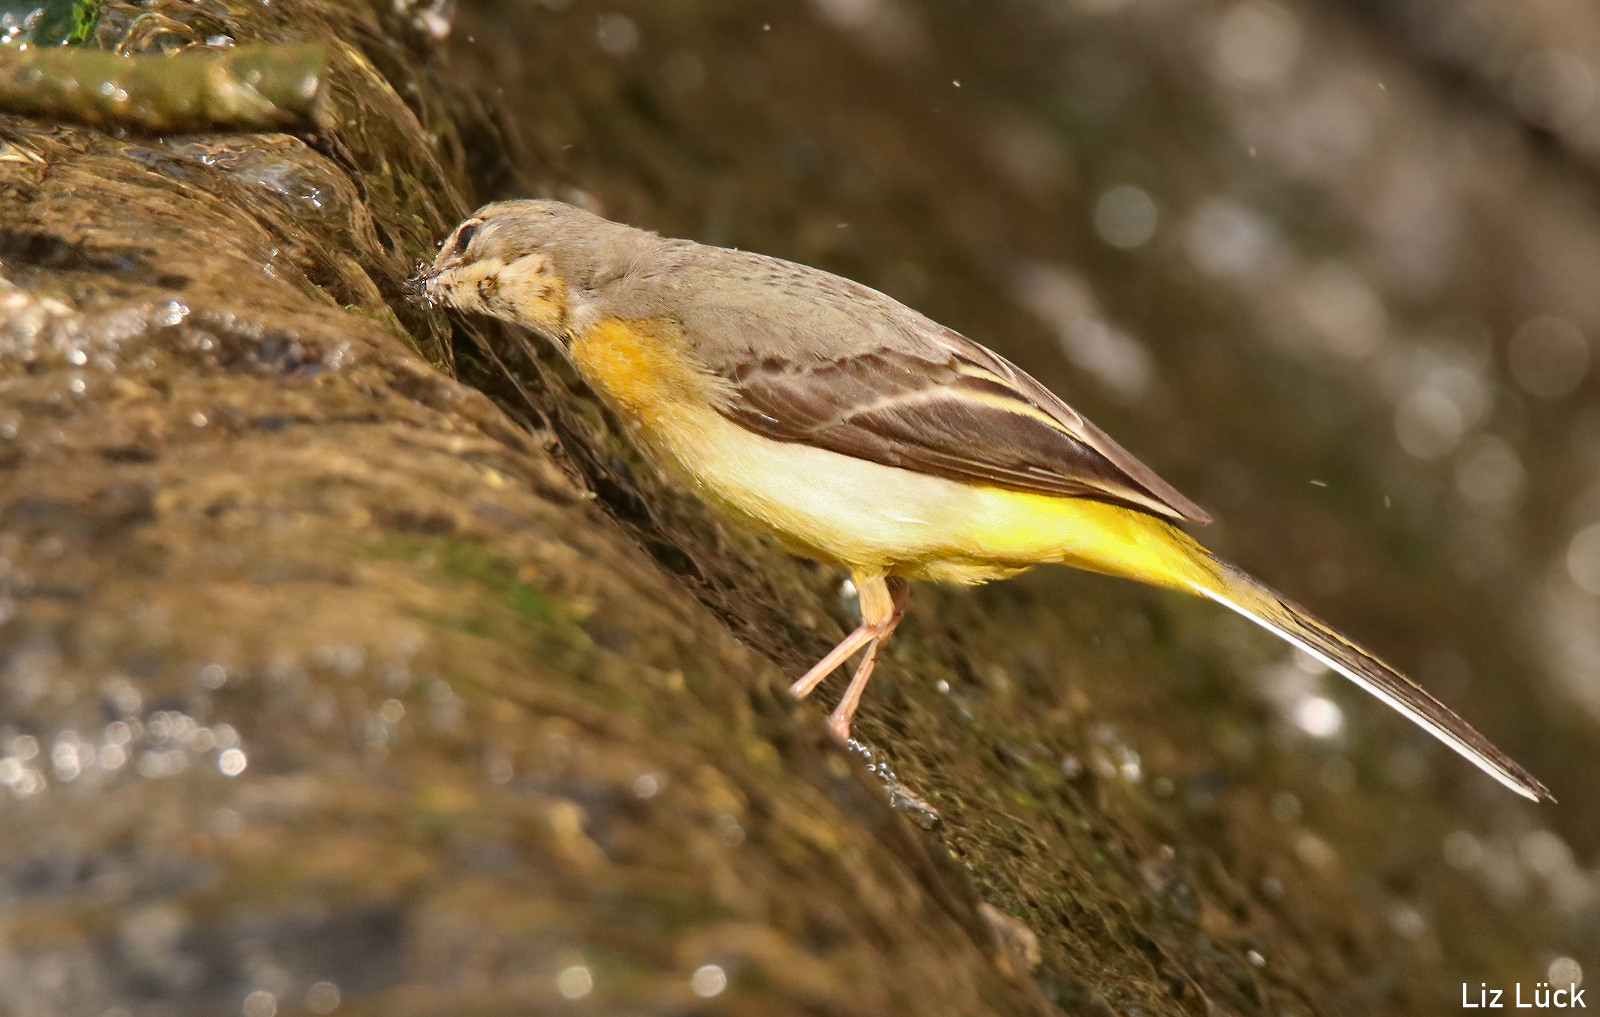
(406, 262, 441, 303)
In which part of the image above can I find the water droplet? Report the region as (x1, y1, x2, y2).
(690, 964, 727, 998)
(1442, 830, 1483, 870)
(1566, 523, 1600, 595)
(1094, 184, 1159, 249)
(557, 965, 594, 999)
(1389, 903, 1426, 938)
(1293, 696, 1343, 738)
(487, 755, 513, 784)
(1508, 316, 1588, 398)
(1271, 792, 1302, 822)
(1185, 198, 1277, 280)
(595, 13, 639, 56)
(663, 51, 706, 95)
(1549, 956, 1584, 989)
(716, 814, 745, 846)
(1519, 829, 1574, 877)
(1394, 387, 1466, 460)
(242, 989, 276, 1017)
(1212, 1, 1301, 89)
(1453, 435, 1525, 516)
(198, 663, 229, 689)
(1294, 263, 1385, 359)
(305, 981, 341, 1014)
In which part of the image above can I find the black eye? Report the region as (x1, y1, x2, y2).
(451, 221, 480, 254)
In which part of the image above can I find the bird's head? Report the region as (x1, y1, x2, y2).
(419, 199, 636, 337)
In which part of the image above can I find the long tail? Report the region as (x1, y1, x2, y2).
(1191, 554, 1551, 802)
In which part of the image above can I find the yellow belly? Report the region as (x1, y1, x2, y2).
(569, 316, 1216, 591)
(666, 404, 1215, 587)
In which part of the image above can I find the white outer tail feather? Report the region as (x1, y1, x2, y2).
(1193, 583, 1545, 803)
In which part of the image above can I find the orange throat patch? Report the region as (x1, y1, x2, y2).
(567, 316, 728, 421)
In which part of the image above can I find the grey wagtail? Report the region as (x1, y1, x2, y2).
(419, 199, 1550, 802)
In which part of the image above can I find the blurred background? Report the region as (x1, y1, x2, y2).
(445, 0, 1600, 1002)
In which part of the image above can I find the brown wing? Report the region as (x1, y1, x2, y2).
(704, 318, 1211, 524)
(631, 245, 1210, 523)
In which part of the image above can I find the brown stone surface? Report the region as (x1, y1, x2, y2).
(1, 0, 1595, 1015)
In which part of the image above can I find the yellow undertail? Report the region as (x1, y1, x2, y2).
(948, 494, 1545, 799)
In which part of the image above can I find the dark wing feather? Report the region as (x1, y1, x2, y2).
(699, 309, 1210, 523)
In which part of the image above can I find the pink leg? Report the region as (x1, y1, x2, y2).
(790, 620, 878, 699)
(825, 578, 908, 740)
(792, 574, 899, 700)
